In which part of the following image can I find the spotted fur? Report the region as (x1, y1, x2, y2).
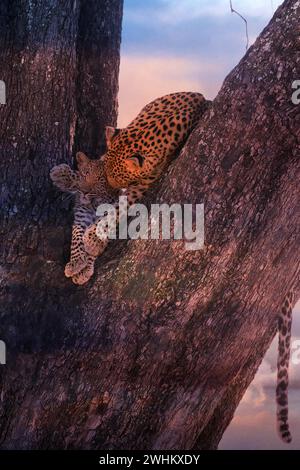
(51, 92, 210, 277)
(104, 92, 209, 189)
(50, 153, 119, 284)
(276, 291, 295, 443)
(83, 92, 210, 257)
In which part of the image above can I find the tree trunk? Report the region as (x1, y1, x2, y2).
(0, 0, 123, 449)
(0, 0, 299, 451)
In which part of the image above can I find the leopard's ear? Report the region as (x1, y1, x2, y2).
(105, 126, 120, 147)
(76, 151, 89, 168)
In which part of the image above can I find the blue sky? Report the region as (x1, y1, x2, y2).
(119, 0, 300, 450)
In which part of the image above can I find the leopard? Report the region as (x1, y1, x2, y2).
(83, 91, 211, 258)
(50, 152, 120, 285)
(50, 92, 210, 282)
(50, 150, 150, 284)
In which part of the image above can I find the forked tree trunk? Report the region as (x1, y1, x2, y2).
(0, 0, 299, 450)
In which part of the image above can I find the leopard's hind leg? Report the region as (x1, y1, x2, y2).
(50, 163, 97, 284)
(83, 185, 148, 257)
(65, 197, 96, 278)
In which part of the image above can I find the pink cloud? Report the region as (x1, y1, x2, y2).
(117, 54, 223, 127)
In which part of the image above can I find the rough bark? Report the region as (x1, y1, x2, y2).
(0, 0, 299, 451)
(0, 0, 123, 449)
(74, 0, 123, 157)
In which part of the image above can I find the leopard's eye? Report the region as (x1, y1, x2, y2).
(126, 154, 145, 168)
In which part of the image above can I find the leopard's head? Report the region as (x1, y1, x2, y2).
(76, 152, 106, 190)
(75, 152, 114, 203)
(103, 126, 157, 189)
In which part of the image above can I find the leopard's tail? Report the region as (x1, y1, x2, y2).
(276, 291, 294, 443)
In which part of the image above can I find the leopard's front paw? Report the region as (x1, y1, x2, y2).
(50, 164, 77, 193)
(83, 224, 108, 257)
(64, 257, 88, 278)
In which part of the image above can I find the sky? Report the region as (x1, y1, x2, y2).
(119, 0, 300, 450)
(220, 302, 300, 449)
(118, 0, 284, 126)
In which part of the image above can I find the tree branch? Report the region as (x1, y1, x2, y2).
(230, 0, 249, 50)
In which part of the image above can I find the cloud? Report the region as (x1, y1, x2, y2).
(220, 301, 300, 449)
(220, 391, 300, 450)
(121, 0, 284, 87)
(158, 0, 281, 23)
(120, 0, 287, 131)
(126, 0, 284, 25)
(118, 54, 225, 127)
(220, 400, 300, 449)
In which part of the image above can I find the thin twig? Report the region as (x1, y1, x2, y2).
(229, 0, 249, 51)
